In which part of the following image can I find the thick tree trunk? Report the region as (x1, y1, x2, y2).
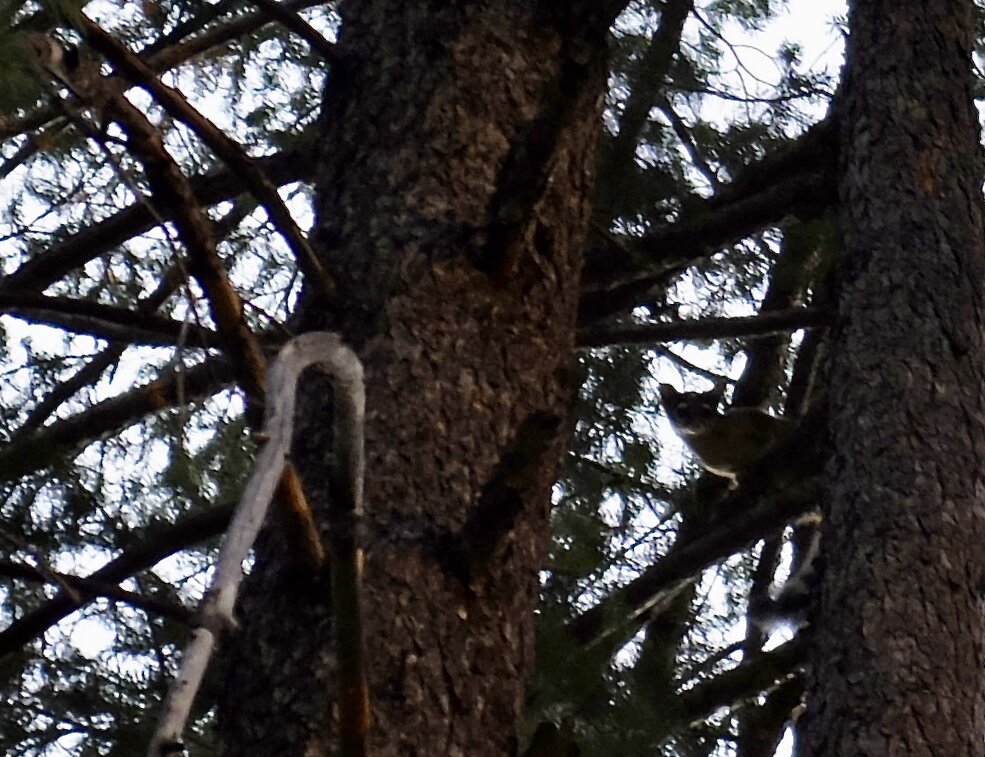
(805, 2, 985, 754)
(219, 3, 607, 755)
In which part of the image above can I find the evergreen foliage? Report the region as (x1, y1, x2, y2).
(0, 0, 857, 754)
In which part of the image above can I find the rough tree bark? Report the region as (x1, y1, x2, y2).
(219, 3, 610, 755)
(805, 1, 985, 754)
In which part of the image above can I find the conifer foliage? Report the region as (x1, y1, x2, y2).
(2, 1, 981, 756)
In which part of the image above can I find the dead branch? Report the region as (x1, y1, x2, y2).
(148, 331, 366, 757)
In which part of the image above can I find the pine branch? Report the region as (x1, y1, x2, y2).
(81, 17, 335, 297)
(142, 0, 325, 66)
(0, 0, 325, 141)
(0, 503, 234, 657)
(580, 117, 838, 324)
(71, 54, 326, 568)
(566, 409, 825, 650)
(0, 292, 220, 348)
(657, 97, 720, 190)
(679, 637, 806, 722)
(0, 358, 234, 484)
(0, 560, 194, 626)
(596, 0, 695, 201)
(14, 196, 251, 436)
(579, 172, 835, 323)
(576, 307, 828, 349)
(0, 143, 314, 295)
(248, 0, 340, 63)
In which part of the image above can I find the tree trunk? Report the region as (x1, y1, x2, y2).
(805, 2, 985, 754)
(219, 3, 607, 755)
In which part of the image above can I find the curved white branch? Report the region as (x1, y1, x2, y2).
(148, 331, 364, 757)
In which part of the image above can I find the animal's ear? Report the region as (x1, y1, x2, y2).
(658, 384, 681, 403)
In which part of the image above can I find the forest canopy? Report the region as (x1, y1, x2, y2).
(4, 1, 982, 756)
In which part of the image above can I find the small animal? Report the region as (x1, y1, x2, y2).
(659, 382, 820, 629)
(658, 382, 796, 485)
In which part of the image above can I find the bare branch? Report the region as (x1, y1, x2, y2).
(149, 332, 367, 757)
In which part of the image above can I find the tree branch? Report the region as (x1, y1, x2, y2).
(149, 332, 367, 757)
(0, 358, 234, 484)
(577, 307, 828, 349)
(567, 409, 825, 649)
(0, 560, 194, 626)
(80, 17, 335, 297)
(248, 0, 340, 63)
(679, 637, 806, 722)
(580, 117, 838, 324)
(0, 142, 315, 295)
(76, 48, 330, 571)
(0, 292, 220, 348)
(579, 171, 835, 323)
(0, 0, 326, 142)
(595, 0, 695, 214)
(0, 503, 234, 657)
(14, 195, 251, 436)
